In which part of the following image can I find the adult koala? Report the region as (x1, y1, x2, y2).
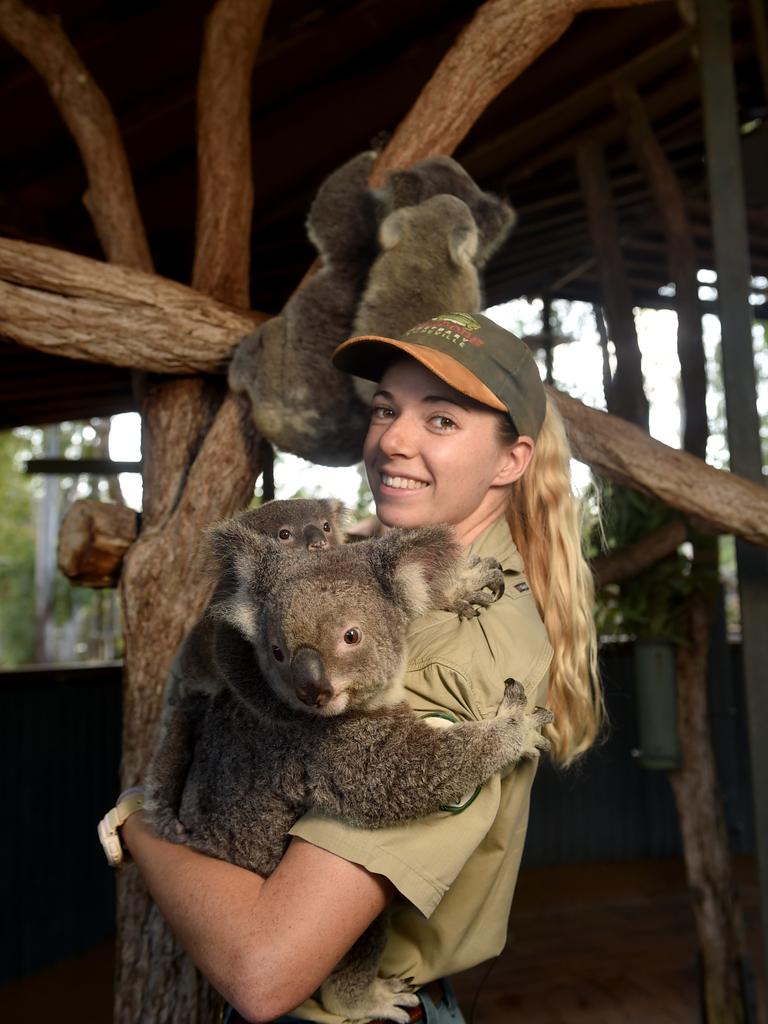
(145, 519, 550, 1024)
(228, 151, 380, 466)
(228, 152, 515, 466)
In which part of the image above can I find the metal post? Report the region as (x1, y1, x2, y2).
(697, 0, 768, 993)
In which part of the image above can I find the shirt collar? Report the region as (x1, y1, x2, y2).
(467, 514, 523, 573)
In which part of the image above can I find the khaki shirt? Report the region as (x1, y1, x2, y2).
(288, 516, 553, 1021)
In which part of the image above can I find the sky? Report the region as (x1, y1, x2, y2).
(109, 291, 767, 512)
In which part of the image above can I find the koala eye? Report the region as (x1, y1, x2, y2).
(322, 521, 331, 532)
(272, 645, 285, 662)
(343, 628, 362, 646)
(277, 528, 292, 542)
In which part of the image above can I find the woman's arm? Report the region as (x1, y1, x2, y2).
(122, 814, 394, 1023)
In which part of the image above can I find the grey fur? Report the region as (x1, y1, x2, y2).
(353, 194, 481, 341)
(380, 154, 516, 267)
(145, 518, 550, 1023)
(228, 152, 517, 467)
(151, 499, 349, 837)
(228, 152, 380, 466)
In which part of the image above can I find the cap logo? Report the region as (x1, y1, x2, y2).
(405, 313, 485, 351)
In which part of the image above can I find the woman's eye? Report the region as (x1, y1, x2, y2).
(272, 645, 285, 662)
(431, 415, 456, 431)
(371, 405, 394, 421)
(277, 528, 292, 541)
(343, 628, 362, 645)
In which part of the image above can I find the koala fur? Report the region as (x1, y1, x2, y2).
(380, 154, 516, 267)
(228, 152, 516, 468)
(145, 518, 551, 1023)
(352, 194, 481, 349)
(228, 151, 380, 466)
(151, 498, 349, 835)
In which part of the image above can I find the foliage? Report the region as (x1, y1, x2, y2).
(0, 430, 37, 665)
(0, 420, 123, 668)
(586, 477, 717, 645)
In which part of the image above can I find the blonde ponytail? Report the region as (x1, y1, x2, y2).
(506, 398, 603, 765)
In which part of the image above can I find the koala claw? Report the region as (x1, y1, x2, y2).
(501, 677, 527, 710)
(334, 977, 419, 1024)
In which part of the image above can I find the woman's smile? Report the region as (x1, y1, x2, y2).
(363, 358, 530, 545)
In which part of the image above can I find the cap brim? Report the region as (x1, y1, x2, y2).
(333, 335, 507, 414)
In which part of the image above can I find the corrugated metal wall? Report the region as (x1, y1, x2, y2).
(0, 663, 122, 986)
(0, 634, 752, 984)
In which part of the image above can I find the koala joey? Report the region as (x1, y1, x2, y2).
(353, 194, 481, 347)
(228, 151, 380, 466)
(145, 517, 551, 1024)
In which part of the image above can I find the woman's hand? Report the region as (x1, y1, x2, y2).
(122, 815, 394, 1022)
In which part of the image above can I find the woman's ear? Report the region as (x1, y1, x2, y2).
(492, 436, 535, 486)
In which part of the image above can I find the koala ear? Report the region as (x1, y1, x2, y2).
(378, 209, 406, 250)
(449, 221, 479, 267)
(206, 519, 281, 598)
(366, 526, 462, 618)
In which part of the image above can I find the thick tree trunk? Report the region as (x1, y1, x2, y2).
(116, 4, 271, 1023)
(668, 591, 748, 1024)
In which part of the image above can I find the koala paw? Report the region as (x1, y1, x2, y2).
(447, 555, 505, 619)
(501, 678, 554, 760)
(143, 799, 189, 845)
(340, 977, 419, 1024)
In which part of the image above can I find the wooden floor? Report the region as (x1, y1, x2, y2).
(2, 858, 765, 1024)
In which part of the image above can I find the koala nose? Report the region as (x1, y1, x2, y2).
(292, 647, 333, 708)
(303, 525, 329, 550)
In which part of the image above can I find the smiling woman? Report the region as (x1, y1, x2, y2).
(121, 311, 601, 1024)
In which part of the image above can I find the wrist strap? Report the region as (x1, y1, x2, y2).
(97, 791, 145, 867)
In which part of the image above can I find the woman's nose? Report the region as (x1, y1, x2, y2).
(378, 415, 416, 457)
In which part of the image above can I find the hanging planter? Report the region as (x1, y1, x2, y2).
(632, 637, 680, 771)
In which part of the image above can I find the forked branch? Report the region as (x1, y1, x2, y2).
(0, 0, 152, 270)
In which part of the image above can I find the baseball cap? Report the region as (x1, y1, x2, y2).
(332, 312, 546, 439)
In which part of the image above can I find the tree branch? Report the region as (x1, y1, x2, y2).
(0, 0, 152, 270)
(591, 519, 688, 588)
(370, 0, 660, 184)
(0, 237, 262, 372)
(550, 387, 768, 549)
(193, 0, 272, 305)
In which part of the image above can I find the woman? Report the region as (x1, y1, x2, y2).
(116, 311, 602, 1024)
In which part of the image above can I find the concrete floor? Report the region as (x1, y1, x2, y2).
(2, 857, 765, 1024)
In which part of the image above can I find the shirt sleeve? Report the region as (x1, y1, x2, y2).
(288, 661, 507, 918)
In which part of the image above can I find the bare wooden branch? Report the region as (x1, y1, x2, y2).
(193, 0, 272, 305)
(551, 387, 768, 549)
(58, 499, 138, 587)
(371, 0, 660, 184)
(591, 519, 688, 588)
(0, 238, 262, 372)
(0, 0, 151, 270)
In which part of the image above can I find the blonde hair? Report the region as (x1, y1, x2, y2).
(504, 398, 603, 766)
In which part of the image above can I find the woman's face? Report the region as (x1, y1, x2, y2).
(363, 358, 533, 546)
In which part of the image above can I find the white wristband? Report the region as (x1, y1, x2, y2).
(97, 789, 145, 867)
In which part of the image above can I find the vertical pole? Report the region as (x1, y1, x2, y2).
(697, 0, 768, 996)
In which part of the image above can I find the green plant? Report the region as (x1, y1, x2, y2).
(586, 477, 717, 645)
